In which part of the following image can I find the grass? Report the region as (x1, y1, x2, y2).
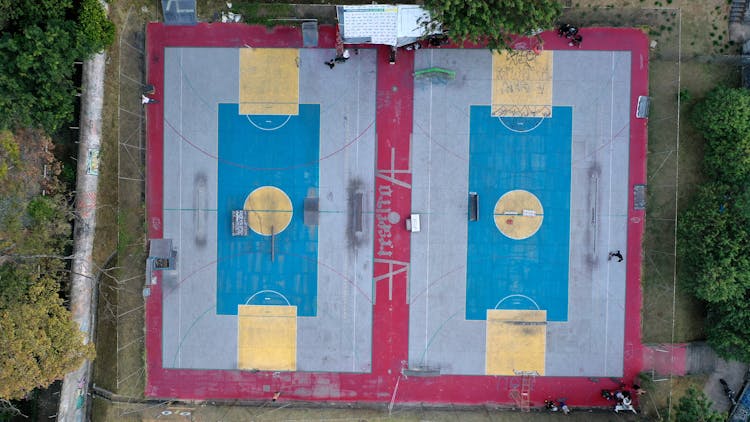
(639, 373, 709, 419)
(90, 1, 151, 421)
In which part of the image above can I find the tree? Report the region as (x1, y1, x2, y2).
(421, 0, 563, 51)
(0, 271, 95, 400)
(77, 0, 115, 55)
(674, 387, 725, 422)
(678, 86, 750, 362)
(0, 130, 71, 262)
(692, 86, 750, 185)
(706, 300, 750, 362)
(677, 182, 750, 304)
(0, 128, 88, 400)
(0, 0, 114, 132)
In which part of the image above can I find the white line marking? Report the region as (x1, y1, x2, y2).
(353, 56, 361, 372)
(497, 116, 545, 133)
(425, 48, 434, 354)
(246, 114, 292, 131)
(668, 11, 683, 417)
(604, 51, 616, 374)
(177, 49, 184, 367)
(245, 289, 292, 306)
(494, 294, 541, 310)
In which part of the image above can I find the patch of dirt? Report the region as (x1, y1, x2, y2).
(91, 0, 152, 410)
(639, 374, 709, 420)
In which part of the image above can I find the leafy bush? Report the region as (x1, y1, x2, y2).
(674, 387, 724, 422)
(678, 183, 750, 304)
(77, 0, 115, 54)
(691, 86, 750, 185)
(679, 86, 750, 362)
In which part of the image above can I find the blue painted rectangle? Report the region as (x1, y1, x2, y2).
(217, 104, 319, 316)
(466, 106, 572, 321)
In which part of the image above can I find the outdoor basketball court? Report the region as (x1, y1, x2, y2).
(145, 23, 648, 406)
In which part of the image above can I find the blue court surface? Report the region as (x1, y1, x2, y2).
(216, 103, 320, 316)
(466, 106, 572, 321)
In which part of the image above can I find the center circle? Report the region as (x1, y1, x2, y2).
(244, 186, 293, 236)
(494, 190, 543, 240)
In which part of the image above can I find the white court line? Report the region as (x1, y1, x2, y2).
(494, 294, 541, 311)
(425, 48, 434, 354)
(177, 49, 184, 367)
(352, 55, 362, 372)
(245, 289, 292, 306)
(497, 115, 545, 133)
(245, 114, 292, 131)
(603, 51, 616, 374)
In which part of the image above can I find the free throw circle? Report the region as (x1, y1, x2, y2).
(244, 186, 293, 236)
(494, 190, 543, 240)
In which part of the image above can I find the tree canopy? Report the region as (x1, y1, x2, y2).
(421, 0, 563, 51)
(0, 271, 95, 400)
(674, 387, 725, 422)
(678, 182, 750, 304)
(691, 86, 750, 185)
(0, 0, 114, 132)
(679, 86, 750, 361)
(0, 129, 93, 400)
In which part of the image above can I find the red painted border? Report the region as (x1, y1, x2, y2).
(145, 24, 648, 406)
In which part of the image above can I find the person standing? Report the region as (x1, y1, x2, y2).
(569, 34, 583, 48)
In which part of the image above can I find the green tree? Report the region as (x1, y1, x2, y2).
(0, 0, 114, 132)
(421, 0, 563, 51)
(692, 86, 750, 185)
(77, 0, 115, 54)
(0, 130, 71, 260)
(677, 182, 750, 304)
(706, 300, 750, 362)
(674, 387, 725, 422)
(679, 87, 750, 362)
(0, 271, 95, 400)
(0, 128, 86, 400)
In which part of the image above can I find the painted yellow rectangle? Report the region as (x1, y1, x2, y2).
(237, 305, 296, 371)
(239, 48, 299, 115)
(491, 51, 553, 117)
(485, 309, 546, 375)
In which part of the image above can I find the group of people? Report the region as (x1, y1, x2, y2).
(327, 33, 451, 68)
(544, 399, 571, 414)
(141, 84, 158, 105)
(602, 384, 644, 414)
(558, 23, 583, 48)
(324, 49, 351, 69)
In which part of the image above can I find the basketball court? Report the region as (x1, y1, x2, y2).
(145, 23, 648, 406)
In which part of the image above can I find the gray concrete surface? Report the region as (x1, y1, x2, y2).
(686, 342, 750, 412)
(161, 45, 635, 378)
(408, 49, 631, 377)
(160, 47, 377, 372)
(58, 44, 107, 422)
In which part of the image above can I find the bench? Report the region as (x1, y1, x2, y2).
(469, 192, 479, 221)
(304, 197, 319, 226)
